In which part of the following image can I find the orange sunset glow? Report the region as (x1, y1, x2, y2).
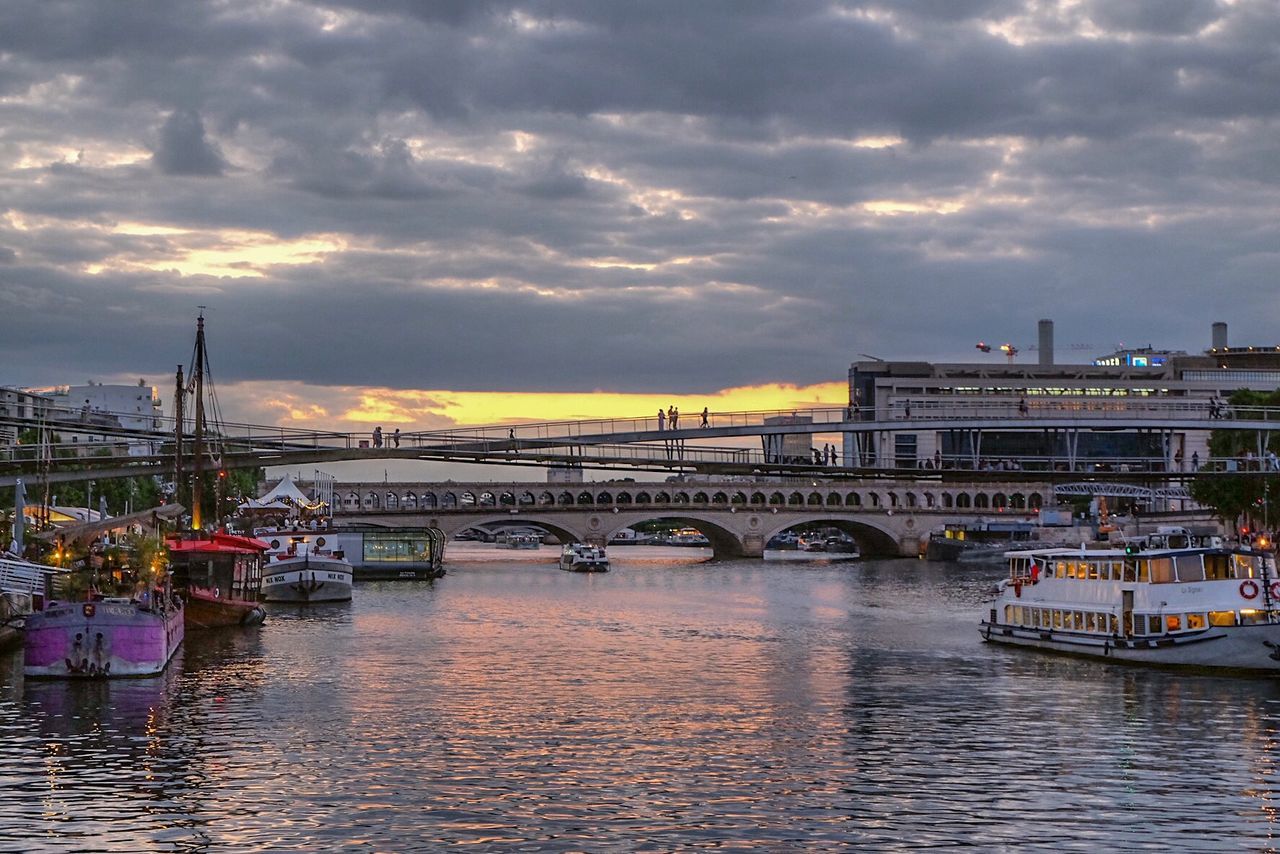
(220, 380, 849, 432)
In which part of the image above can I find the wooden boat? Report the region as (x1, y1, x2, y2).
(167, 532, 268, 628)
(24, 593, 184, 679)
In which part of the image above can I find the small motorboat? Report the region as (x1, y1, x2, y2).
(560, 543, 609, 572)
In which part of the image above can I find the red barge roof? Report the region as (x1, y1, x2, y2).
(167, 532, 271, 554)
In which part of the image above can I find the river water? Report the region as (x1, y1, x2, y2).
(2, 546, 1279, 851)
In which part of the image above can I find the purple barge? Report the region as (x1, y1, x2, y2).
(24, 595, 185, 679)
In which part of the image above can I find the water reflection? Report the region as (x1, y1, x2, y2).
(0, 558, 1277, 848)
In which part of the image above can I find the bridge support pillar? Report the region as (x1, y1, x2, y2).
(585, 535, 607, 548)
(898, 536, 924, 558)
(740, 533, 765, 558)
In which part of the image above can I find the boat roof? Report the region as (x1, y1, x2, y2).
(167, 532, 271, 554)
(1006, 546, 1257, 559)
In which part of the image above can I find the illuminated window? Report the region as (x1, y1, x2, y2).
(1186, 613, 1207, 631)
(1208, 611, 1237, 627)
(1165, 615, 1182, 632)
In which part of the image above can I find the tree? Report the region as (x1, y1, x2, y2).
(1191, 388, 1280, 532)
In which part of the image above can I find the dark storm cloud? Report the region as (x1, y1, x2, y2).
(153, 110, 226, 176)
(2, 0, 1280, 401)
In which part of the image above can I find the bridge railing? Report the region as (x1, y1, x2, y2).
(10, 398, 1280, 469)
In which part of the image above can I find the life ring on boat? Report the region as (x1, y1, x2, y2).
(1270, 581, 1280, 600)
(1240, 579, 1260, 600)
(213, 587, 220, 599)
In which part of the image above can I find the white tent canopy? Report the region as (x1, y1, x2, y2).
(238, 474, 324, 513)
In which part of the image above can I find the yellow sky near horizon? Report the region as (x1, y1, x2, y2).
(225, 380, 849, 431)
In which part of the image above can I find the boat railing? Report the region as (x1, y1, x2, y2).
(0, 557, 64, 595)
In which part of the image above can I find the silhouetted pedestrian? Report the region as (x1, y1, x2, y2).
(372, 426, 383, 448)
(700, 407, 709, 428)
(392, 428, 400, 448)
(657, 409, 666, 431)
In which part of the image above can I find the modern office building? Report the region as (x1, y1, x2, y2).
(847, 321, 1280, 471)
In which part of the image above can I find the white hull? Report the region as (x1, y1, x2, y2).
(981, 620, 1280, 672)
(263, 556, 353, 603)
(559, 544, 609, 572)
(982, 532, 1280, 673)
(560, 558, 609, 572)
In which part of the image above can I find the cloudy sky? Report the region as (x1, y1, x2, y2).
(3, 0, 1279, 432)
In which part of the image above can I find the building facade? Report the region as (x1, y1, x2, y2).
(847, 321, 1280, 472)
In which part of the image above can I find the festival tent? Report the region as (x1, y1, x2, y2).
(236, 474, 325, 515)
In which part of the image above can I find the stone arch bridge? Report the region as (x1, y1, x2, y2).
(327, 479, 1055, 558)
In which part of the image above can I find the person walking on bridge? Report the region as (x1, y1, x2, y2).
(700, 407, 709, 428)
(657, 409, 666, 431)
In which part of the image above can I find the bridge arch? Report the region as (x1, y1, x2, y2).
(444, 514, 581, 547)
(760, 514, 901, 557)
(601, 513, 748, 560)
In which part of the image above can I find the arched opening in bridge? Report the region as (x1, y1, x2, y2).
(449, 518, 577, 551)
(762, 518, 899, 558)
(603, 516, 741, 559)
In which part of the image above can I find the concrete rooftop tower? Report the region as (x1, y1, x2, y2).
(1038, 319, 1054, 366)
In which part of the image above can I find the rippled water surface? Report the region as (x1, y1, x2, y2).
(3, 548, 1280, 851)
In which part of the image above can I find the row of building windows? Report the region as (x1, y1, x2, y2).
(894, 387, 1167, 397)
(334, 489, 1047, 512)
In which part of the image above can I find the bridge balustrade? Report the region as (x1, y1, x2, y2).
(332, 481, 1049, 517)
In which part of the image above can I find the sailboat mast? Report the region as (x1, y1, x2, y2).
(191, 314, 206, 531)
(174, 363, 185, 512)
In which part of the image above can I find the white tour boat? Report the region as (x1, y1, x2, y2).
(259, 530, 354, 603)
(980, 527, 1280, 672)
(560, 543, 609, 572)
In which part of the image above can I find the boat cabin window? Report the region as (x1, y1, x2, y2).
(1055, 561, 1066, 579)
(1186, 613, 1207, 630)
(1165, 615, 1181, 632)
(1173, 554, 1205, 582)
(1204, 554, 1232, 580)
(1122, 561, 1137, 583)
(1240, 609, 1268, 625)
(1137, 561, 1149, 582)
(1234, 554, 1262, 579)
(1147, 615, 1162, 634)
(1208, 610, 1237, 627)
(1148, 558, 1175, 584)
